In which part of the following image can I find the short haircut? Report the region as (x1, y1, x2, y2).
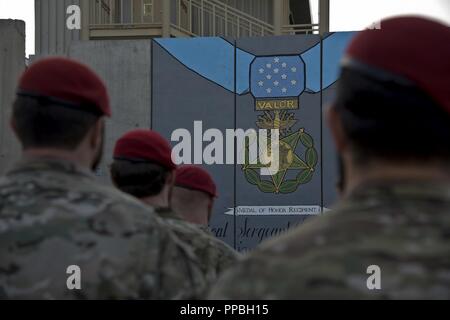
(12, 96, 100, 150)
(334, 67, 450, 164)
(110, 159, 169, 198)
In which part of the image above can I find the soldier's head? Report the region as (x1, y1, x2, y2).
(171, 165, 217, 226)
(327, 16, 450, 194)
(110, 130, 176, 208)
(11, 57, 110, 171)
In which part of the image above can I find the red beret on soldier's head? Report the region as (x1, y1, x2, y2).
(343, 16, 450, 115)
(175, 165, 217, 198)
(18, 57, 111, 116)
(113, 129, 176, 170)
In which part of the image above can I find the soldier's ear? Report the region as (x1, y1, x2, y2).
(207, 199, 214, 224)
(167, 170, 176, 187)
(9, 116, 17, 136)
(89, 118, 105, 149)
(9, 116, 22, 145)
(327, 105, 349, 153)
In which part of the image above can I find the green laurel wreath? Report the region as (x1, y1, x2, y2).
(243, 130, 318, 194)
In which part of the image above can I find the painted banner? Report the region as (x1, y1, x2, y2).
(152, 32, 356, 251)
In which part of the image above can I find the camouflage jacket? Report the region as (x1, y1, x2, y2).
(155, 208, 239, 288)
(209, 180, 450, 299)
(0, 158, 207, 299)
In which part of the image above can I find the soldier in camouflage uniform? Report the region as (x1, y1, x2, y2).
(171, 165, 239, 273)
(111, 130, 239, 289)
(209, 16, 450, 299)
(0, 57, 207, 299)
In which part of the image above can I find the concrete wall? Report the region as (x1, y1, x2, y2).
(0, 20, 26, 174)
(68, 40, 152, 184)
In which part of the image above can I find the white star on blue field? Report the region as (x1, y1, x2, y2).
(251, 56, 305, 98)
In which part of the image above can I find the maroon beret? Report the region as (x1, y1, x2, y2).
(344, 16, 450, 115)
(113, 129, 176, 170)
(175, 165, 217, 198)
(18, 57, 111, 116)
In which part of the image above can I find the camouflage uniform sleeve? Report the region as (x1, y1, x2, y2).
(85, 201, 208, 300)
(207, 216, 337, 300)
(214, 240, 241, 275)
(153, 225, 210, 299)
(160, 218, 241, 298)
(207, 251, 369, 300)
(197, 226, 241, 275)
(207, 253, 273, 300)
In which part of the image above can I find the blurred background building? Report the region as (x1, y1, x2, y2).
(35, 0, 329, 56)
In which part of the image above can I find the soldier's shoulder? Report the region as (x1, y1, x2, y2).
(0, 167, 169, 249)
(254, 194, 398, 258)
(169, 219, 236, 250)
(2, 164, 156, 214)
(207, 205, 374, 299)
(197, 227, 240, 264)
(164, 218, 239, 271)
(0, 171, 202, 299)
(208, 212, 367, 299)
(209, 193, 450, 299)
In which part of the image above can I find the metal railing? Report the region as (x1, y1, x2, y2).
(90, 0, 160, 27)
(172, 0, 274, 37)
(282, 24, 320, 35)
(89, 0, 275, 37)
(89, 1, 320, 37)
